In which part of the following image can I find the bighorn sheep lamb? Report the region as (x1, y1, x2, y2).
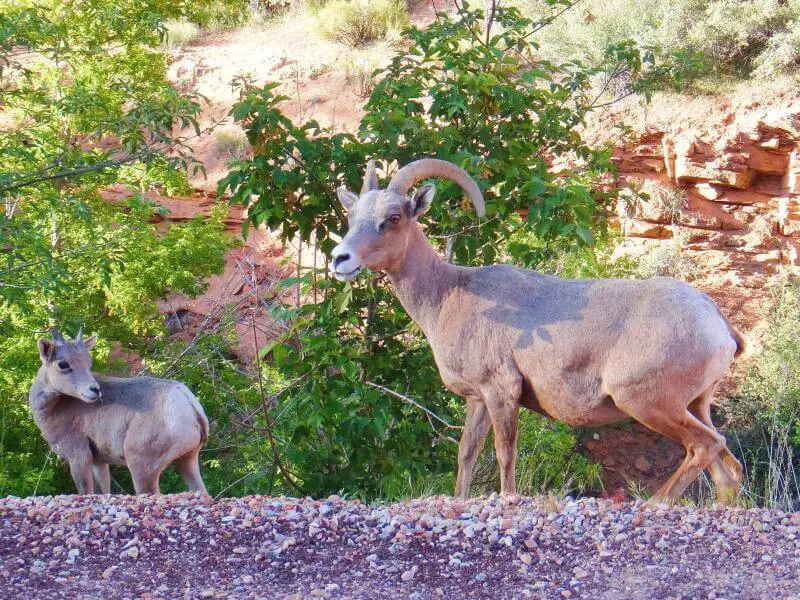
(330, 158, 745, 504)
(29, 330, 209, 495)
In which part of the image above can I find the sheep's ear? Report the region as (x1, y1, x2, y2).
(410, 183, 435, 217)
(38, 339, 54, 362)
(337, 187, 359, 211)
(83, 335, 98, 350)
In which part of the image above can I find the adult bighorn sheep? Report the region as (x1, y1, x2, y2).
(331, 158, 745, 504)
(29, 330, 209, 495)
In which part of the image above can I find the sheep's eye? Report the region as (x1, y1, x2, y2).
(57, 361, 71, 371)
(389, 214, 401, 224)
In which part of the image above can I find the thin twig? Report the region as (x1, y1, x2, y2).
(247, 259, 307, 496)
(364, 381, 461, 444)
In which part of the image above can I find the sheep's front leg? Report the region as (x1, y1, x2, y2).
(485, 397, 520, 496)
(69, 455, 94, 495)
(454, 398, 491, 499)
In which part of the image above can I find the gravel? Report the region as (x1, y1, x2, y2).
(2, 492, 799, 599)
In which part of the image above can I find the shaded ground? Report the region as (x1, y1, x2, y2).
(2, 493, 799, 599)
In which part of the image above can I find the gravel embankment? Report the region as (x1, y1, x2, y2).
(2, 492, 799, 599)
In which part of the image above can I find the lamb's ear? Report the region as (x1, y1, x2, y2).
(38, 339, 54, 362)
(83, 335, 98, 350)
(410, 183, 436, 217)
(337, 187, 359, 211)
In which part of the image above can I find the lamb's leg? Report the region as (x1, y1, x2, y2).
(92, 463, 111, 495)
(485, 397, 520, 496)
(69, 457, 94, 495)
(454, 398, 491, 499)
(174, 449, 207, 494)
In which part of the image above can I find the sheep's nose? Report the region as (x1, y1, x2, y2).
(332, 252, 350, 268)
(89, 385, 101, 398)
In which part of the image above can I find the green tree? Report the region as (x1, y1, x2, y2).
(0, 0, 232, 496)
(219, 4, 677, 499)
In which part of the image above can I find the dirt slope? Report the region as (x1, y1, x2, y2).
(2, 493, 799, 599)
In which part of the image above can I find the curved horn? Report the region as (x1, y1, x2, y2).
(75, 327, 83, 344)
(386, 158, 485, 217)
(360, 160, 379, 195)
(51, 328, 65, 345)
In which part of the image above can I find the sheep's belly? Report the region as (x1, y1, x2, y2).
(522, 385, 627, 427)
(88, 438, 126, 465)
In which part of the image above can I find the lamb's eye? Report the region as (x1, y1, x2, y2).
(389, 214, 401, 224)
(57, 361, 71, 371)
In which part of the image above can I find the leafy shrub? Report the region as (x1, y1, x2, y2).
(185, 0, 253, 29)
(687, 0, 800, 78)
(508, 225, 639, 280)
(344, 55, 379, 98)
(724, 283, 800, 510)
(219, 5, 681, 499)
(135, 334, 287, 496)
(752, 19, 800, 79)
(162, 18, 200, 50)
(525, 0, 800, 80)
(213, 128, 250, 160)
(316, 0, 408, 47)
(636, 238, 699, 281)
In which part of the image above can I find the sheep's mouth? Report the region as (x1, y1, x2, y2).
(333, 267, 361, 281)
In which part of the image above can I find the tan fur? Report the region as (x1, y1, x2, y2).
(29, 332, 208, 495)
(331, 159, 744, 504)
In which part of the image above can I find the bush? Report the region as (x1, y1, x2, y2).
(162, 18, 200, 50)
(213, 128, 250, 160)
(724, 283, 800, 510)
(344, 54, 379, 98)
(636, 238, 699, 281)
(185, 0, 253, 29)
(316, 0, 408, 47)
(524, 0, 800, 80)
(752, 19, 800, 79)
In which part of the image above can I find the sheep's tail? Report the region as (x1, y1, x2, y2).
(709, 299, 747, 360)
(730, 326, 747, 360)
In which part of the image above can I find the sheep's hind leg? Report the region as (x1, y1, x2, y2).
(174, 449, 207, 494)
(454, 398, 491, 499)
(688, 389, 742, 504)
(615, 397, 725, 503)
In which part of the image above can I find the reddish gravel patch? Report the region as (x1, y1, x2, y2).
(2, 493, 799, 599)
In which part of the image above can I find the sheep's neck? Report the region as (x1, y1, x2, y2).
(29, 370, 60, 416)
(386, 224, 458, 336)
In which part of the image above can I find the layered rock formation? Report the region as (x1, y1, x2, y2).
(610, 102, 800, 338)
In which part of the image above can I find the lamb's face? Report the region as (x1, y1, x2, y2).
(330, 184, 435, 281)
(38, 336, 102, 403)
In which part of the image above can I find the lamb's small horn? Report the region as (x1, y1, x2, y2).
(51, 328, 65, 345)
(360, 160, 379, 195)
(76, 327, 83, 344)
(387, 158, 486, 217)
